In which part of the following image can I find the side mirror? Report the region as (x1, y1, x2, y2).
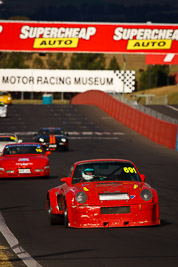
(45, 151, 51, 156)
(61, 177, 72, 185)
(140, 174, 146, 182)
(18, 139, 23, 143)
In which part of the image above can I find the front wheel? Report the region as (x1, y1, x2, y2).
(48, 200, 63, 225)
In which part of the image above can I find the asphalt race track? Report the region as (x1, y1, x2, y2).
(148, 104, 178, 121)
(0, 104, 178, 267)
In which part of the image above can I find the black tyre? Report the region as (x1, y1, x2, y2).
(48, 200, 63, 225)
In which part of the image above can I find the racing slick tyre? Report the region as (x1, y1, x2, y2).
(48, 200, 63, 225)
(64, 203, 69, 228)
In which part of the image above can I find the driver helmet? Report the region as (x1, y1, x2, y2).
(82, 168, 95, 181)
(11, 148, 17, 154)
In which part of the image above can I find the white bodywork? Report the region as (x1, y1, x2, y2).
(0, 103, 7, 117)
(0, 134, 22, 154)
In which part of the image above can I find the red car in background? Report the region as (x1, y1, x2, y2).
(0, 143, 50, 178)
(47, 159, 160, 228)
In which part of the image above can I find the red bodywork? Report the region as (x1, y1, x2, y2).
(47, 159, 160, 228)
(0, 143, 50, 178)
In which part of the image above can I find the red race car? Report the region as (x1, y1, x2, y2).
(47, 159, 160, 228)
(0, 143, 50, 178)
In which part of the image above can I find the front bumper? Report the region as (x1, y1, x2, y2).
(41, 142, 68, 151)
(0, 109, 7, 117)
(0, 168, 50, 178)
(67, 204, 160, 228)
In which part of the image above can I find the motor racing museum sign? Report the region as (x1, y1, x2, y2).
(0, 21, 177, 54)
(0, 69, 135, 93)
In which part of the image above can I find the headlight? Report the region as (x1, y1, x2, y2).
(61, 138, 66, 142)
(0, 167, 5, 171)
(140, 189, 152, 201)
(39, 138, 44, 142)
(75, 191, 87, 204)
(6, 170, 15, 173)
(34, 169, 43, 172)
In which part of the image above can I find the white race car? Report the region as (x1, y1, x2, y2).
(0, 134, 22, 155)
(0, 101, 7, 117)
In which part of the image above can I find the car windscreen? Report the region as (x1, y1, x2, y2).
(72, 161, 141, 184)
(0, 137, 17, 142)
(3, 144, 44, 155)
(38, 129, 64, 135)
(0, 92, 8, 96)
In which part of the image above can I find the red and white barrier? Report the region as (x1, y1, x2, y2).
(71, 90, 178, 150)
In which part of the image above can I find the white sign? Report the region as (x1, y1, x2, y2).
(0, 69, 135, 93)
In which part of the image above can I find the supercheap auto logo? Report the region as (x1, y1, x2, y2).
(113, 27, 178, 50)
(20, 25, 96, 48)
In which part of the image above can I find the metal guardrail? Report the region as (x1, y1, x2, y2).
(109, 93, 178, 125)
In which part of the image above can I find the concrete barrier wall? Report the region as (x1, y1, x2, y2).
(71, 90, 178, 150)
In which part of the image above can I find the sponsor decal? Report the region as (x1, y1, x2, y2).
(16, 162, 33, 166)
(130, 195, 136, 199)
(33, 38, 79, 48)
(18, 158, 30, 161)
(10, 137, 16, 140)
(83, 187, 89, 191)
(20, 26, 96, 40)
(20, 25, 96, 50)
(123, 167, 137, 173)
(127, 39, 172, 50)
(113, 27, 178, 40)
(113, 27, 178, 52)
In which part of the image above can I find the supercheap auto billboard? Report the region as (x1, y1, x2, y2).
(0, 21, 178, 54)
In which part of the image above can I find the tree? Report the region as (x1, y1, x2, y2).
(69, 53, 106, 70)
(139, 65, 170, 90)
(1, 52, 29, 68)
(108, 56, 120, 70)
(32, 57, 45, 69)
(47, 53, 67, 69)
(0, 53, 9, 68)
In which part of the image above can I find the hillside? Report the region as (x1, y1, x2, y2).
(27, 52, 178, 77)
(126, 84, 178, 104)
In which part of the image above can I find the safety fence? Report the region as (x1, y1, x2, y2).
(110, 93, 178, 125)
(71, 90, 178, 151)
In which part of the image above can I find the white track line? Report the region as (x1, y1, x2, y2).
(167, 105, 178, 112)
(0, 131, 125, 136)
(0, 212, 42, 267)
